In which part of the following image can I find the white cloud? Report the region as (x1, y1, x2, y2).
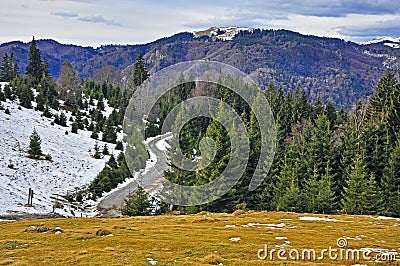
(51, 11, 79, 18)
(78, 15, 121, 26)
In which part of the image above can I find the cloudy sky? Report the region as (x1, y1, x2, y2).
(1, 0, 399, 47)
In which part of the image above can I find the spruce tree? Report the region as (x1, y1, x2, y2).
(120, 187, 152, 216)
(103, 144, 109, 155)
(382, 138, 400, 217)
(133, 53, 149, 87)
(75, 110, 84, 130)
(317, 164, 337, 213)
(25, 37, 43, 84)
(71, 122, 78, 133)
(10, 53, 19, 79)
(19, 86, 33, 109)
(59, 111, 67, 126)
(91, 125, 99, 139)
(42, 105, 52, 118)
(42, 57, 51, 78)
(0, 53, 10, 81)
(28, 129, 42, 159)
(341, 153, 368, 214)
(0, 89, 5, 102)
(366, 70, 397, 122)
(363, 173, 383, 215)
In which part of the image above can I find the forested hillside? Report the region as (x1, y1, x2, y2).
(1, 33, 399, 218)
(1, 29, 400, 108)
(140, 69, 399, 217)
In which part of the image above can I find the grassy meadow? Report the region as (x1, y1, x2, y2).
(0, 212, 399, 265)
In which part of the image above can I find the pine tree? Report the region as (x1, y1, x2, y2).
(366, 70, 397, 122)
(91, 125, 99, 139)
(4, 84, 12, 100)
(42, 104, 52, 118)
(382, 138, 400, 217)
(93, 142, 101, 159)
(133, 53, 149, 87)
(317, 164, 337, 213)
(19, 86, 33, 109)
(107, 154, 118, 169)
(341, 153, 368, 214)
(115, 141, 123, 151)
(28, 129, 42, 159)
(120, 187, 152, 216)
(25, 37, 43, 84)
(58, 111, 67, 126)
(103, 144, 109, 155)
(42, 57, 51, 78)
(0, 89, 5, 102)
(10, 53, 19, 79)
(304, 165, 320, 213)
(363, 173, 383, 215)
(0, 53, 10, 81)
(71, 122, 78, 133)
(75, 110, 84, 130)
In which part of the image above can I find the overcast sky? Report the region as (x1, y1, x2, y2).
(1, 0, 399, 47)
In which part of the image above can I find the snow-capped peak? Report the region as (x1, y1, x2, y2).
(360, 36, 400, 49)
(193, 26, 253, 41)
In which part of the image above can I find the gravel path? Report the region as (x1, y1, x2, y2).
(96, 133, 172, 217)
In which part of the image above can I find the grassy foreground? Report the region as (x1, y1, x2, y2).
(0, 211, 399, 265)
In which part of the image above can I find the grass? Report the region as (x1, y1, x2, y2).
(0, 212, 399, 265)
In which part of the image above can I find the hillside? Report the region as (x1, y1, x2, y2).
(1, 28, 399, 108)
(0, 83, 119, 217)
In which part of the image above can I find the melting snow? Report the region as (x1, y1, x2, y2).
(0, 98, 117, 217)
(241, 223, 296, 229)
(147, 258, 157, 265)
(299, 216, 353, 222)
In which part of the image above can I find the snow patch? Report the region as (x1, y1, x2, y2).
(155, 135, 171, 151)
(360, 36, 400, 45)
(193, 27, 253, 41)
(147, 258, 157, 265)
(241, 222, 296, 229)
(299, 216, 353, 222)
(375, 216, 400, 221)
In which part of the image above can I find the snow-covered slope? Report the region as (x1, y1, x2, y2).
(0, 95, 115, 216)
(193, 27, 253, 41)
(360, 36, 400, 48)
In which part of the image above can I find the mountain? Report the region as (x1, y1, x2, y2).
(1, 27, 399, 109)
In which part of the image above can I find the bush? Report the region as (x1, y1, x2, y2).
(115, 141, 123, 151)
(71, 122, 78, 134)
(45, 154, 52, 161)
(5, 108, 10, 115)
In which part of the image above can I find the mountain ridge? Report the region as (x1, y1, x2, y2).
(1, 28, 399, 108)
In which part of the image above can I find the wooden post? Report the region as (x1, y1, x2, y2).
(30, 189, 34, 206)
(27, 188, 31, 205)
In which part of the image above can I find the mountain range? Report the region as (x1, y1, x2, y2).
(1, 27, 399, 109)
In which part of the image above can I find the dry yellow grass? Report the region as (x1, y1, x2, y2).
(0, 212, 399, 265)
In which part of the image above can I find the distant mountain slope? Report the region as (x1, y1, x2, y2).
(1, 28, 399, 108)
